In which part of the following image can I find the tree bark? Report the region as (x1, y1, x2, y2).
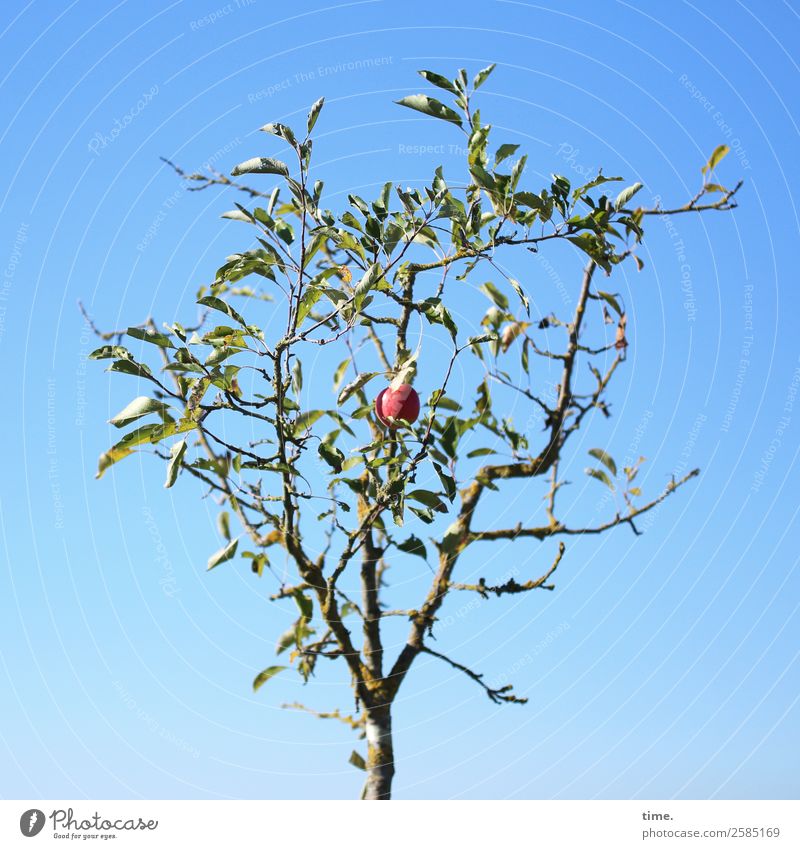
(361, 705, 395, 799)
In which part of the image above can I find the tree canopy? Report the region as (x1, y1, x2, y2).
(92, 64, 740, 799)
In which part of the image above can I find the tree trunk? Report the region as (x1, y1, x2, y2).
(361, 705, 395, 799)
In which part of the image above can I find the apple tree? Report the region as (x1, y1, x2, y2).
(91, 65, 740, 799)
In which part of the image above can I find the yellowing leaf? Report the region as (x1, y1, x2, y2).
(701, 144, 729, 176)
(585, 467, 615, 490)
(164, 439, 187, 489)
(109, 396, 170, 429)
(252, 665, 287, 692)
(207, 538, 239, 571)
(588, 448, 617, 476)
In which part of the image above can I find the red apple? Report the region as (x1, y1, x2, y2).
(375, 384, 420, 428)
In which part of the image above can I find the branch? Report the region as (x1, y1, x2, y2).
(638, 180, 743, 216)
(78, 300, 139, 341)
(387, 260, 599, 696)
(449, 542, 565, 596)
(565, 353, 624, 436)
(281, 702, 365, 735)
(470, 469, 700, 542)
(161, 156, 273, 200)
(387, 478, 485, 693)
(269, 583, 309, 601)
(545, 260, 597, 457)
(420, 646, 527, 705)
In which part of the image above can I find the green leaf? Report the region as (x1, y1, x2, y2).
(109, 397, 169, 429)
(267, 186, 280, 216)
(89, 344, 133, 361)
(295, 285, 325, 326)
(701, 144, 729, 176)
(350, 404, 372, 420)
(472, 63, 496, 90)
(407, 489, 448, 513)
(433, 462, 456, 502)
(585, 467, 615, 490)
(395, 94, 463, 127)
(108, 359, 154, 379)
(348, 750, 366, 771)
(307, 96, 325, 134)
(197, 296, 247, 327)
(292, 589, 313, 621)
(551, 174, 571, 200)
(127, 326, 175, 348)
(510, 154, 527, 190)
(294, 409, 325, 431)
(391, 496, 405, 527)
(96, 419, 197, 479)
(337, 371, 379, 405)
(204, 346, 240, 367)
(164, 438, 187, 489)
(353, 262, 384, 310)
(572, 174, 623, 200)
(391, 352, 418, 388)
(333, 359, 350, 392)
(252, 207, 273, 228)
(291, 359, 303, 394)
(495, 143, 520, 165)
(325, 409, 355, 436)
(508, 278, 530, 315)
(221, 209, 252, 222)
(275, 624, 297, 655)
(438, 417, 458, 459)
(439, 520, 463, 555)
(207, 537, 239, 571)
(259, 121, 297, 143)
(252, 665, 287, 692)
(408, 505, 435, 524)
(231, 157, 289, 177)
(567, 233, 606, 265)
(615, 182, 643, 211)
(274, 218, 294, 244)
(597, 290, 623, 316)
(466, 447, 497, 458)
(514, 191, 546, 211)
(428, 390, 461, 412)
(469, 163, 496, 191)
(418, 70, 458, 95)
(466, 332, 498, 347)
(588, 448, 617, 476)
(423, 299, 458, 341)
(479, 281, 509, 310)
(396, 534, 427, 560)
(318, 441, 345, 473)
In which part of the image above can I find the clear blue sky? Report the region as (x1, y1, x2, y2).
(1, 0, 798, 800)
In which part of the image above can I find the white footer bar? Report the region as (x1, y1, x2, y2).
(2, 800, 797, 848)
